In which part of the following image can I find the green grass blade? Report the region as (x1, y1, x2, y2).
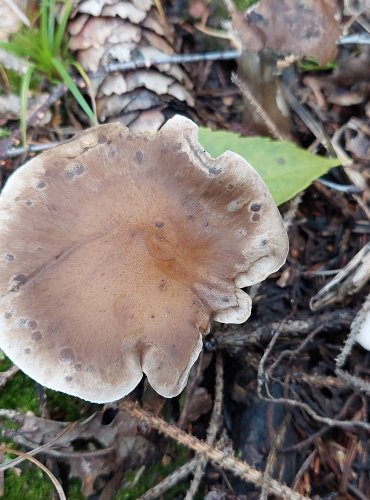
(20, 65, 35, 146)
(0, 40, 35, 58)
(40, 0, 50, 52)
(54, 0, 72, 54)
(48, 0, 56, 49)
(72, 61, 97, 118)
(51, 57, 97, 125)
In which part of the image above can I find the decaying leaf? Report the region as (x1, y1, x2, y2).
(183, 387, 213, 423)
(232, 0, 342, 65)
(0, 407, 155, 496)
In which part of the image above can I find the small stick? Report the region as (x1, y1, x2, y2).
(0, 364, 19, 388)
(140, 458, 200, 500)
(0, 84, 67, 161)
(185, 352, 224, 499)
(90, 50, 241, 78)
(231, 73, 287, 141)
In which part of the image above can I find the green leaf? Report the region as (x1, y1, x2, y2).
(20, 65, 35, 146)
(54, 0, 72, 54)
(51, 57, 97, 125)
(198, 128, 340, 205)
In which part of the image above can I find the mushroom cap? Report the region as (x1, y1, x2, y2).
(0, 116, 288, 402)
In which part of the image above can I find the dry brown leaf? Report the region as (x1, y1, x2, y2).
(1, 408, 155, 496)
(183, 387, 213, 423)
(232, 0, 342, 65)
(69, 453, 116, 497)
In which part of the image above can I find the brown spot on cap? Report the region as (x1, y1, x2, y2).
(250, 203, 261, 212)
(58, 347, 76, 364)
(65, 163, 85, 180)
(31, 331, 42, 342)
(135, 151, 144, 164)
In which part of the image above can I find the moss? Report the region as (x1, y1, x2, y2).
(115, 444, 191, 499)
(3, 465, 54, 500)
(66, 478, 85, 500)
(45, 389, 89, 422)
(0, 358, 39, 414)
(0, 127, 10, 138)
(234, 0, 258, 9)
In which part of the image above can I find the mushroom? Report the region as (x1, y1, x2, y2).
(0, 116, 288, 403)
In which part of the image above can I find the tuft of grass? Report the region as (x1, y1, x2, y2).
(0, 0, 97, 143)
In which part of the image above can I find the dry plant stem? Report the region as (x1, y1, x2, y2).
(283, 85, 336, 155)
(0, 83, 67, 160)
(140, 458, 200, 500)
(331, 123, 370, 220)
(291, 450, 316, 492)
(120, 400, 309, 500)
(0, 364, 19, 387)
(260, 413, 291, 500)
(2, 142, 60, 159)
(91, 50, 241, 78)
(0, 445, 66, 500)
(185, 352, 224, 500)
(336, 296, 370, 395)
(231, 73, 287, 141)
(4, 0, 30, 27)
(291, 374, 352, 389)
(283, 194, 303, 231)
(257, 326, 370, 432)
(142, 353, 224, 499)
(177, 352, 205, 429)
(310, 242, 370, 311)
(282, 392, 359, 454)
(213, 309, 354, 352)
(0, 421, 77, 472)
(0, 448, 3, 497)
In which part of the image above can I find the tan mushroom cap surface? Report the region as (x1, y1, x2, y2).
(0, 116, 288, 402)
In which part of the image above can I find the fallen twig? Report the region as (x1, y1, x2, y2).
(310, 242, 370, 311)
(185, 352, 224, 500)
(257, 324, 370, 432)
(0, 364, 19, 388)
(90, 50, 241, 78)
(0, 84, 67, 161)
(213, 309, 354, 352)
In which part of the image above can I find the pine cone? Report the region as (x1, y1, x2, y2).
(69, 0, 194, 131)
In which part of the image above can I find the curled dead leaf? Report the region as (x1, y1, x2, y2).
(232, 0, 342, 65)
